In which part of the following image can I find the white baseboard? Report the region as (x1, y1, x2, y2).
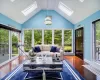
(84, 59, 91, 64)
(84, 59, 100, 71)
(90, 62, 100, 71)
(83, 65, 100, 76)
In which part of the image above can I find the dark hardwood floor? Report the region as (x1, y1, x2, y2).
(64, 56, 98, 80)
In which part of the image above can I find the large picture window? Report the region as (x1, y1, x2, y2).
(24, 30, 32, 52)
(54, 30, 62, 46)
(34, 30, 42, 45)
(64, 30, 72, 52)
(44, 30, 52, 44)
(24, 29, 73, 53)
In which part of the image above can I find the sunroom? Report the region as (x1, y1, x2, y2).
(0, 0, 100, 80)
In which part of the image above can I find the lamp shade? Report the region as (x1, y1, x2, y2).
(44, 16, 52, 25)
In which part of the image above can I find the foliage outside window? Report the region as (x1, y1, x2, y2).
(34, 30, 42, 45)
(64, 30, 72, 52)
(24, 30, 32, 52)
(0, 28, 9, 64)
(12, 32, 19, 57)
(44, 30, 52, 44)
(94, 20, 100, 61)
(96, 21, 100, 47)
(54, 30, 62, 46)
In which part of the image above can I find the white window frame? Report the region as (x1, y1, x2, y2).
(63, 29, 73, 53)
(23, 28, 73, 53)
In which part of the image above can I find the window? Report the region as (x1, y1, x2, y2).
(12, 32, 19, 57)
(54, 30, 62, 46)
(94, 20, 100, 61)
(0, 28, 9, 64)
(22, 1, 37, 16)
(24, 30, 32, 52)
(24, 29, 73, 53)
(44, 30, 52, 44)
(58, 1, 73, 16)
(64, 30, 72, 52)
(34, 30, 42, 45)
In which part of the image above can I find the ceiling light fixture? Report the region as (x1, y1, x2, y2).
(44, 16, 52, 25)
(58, 1, 73, 16)
(44, 0, 52, 25)
(21, 1, 37, 16)
(79, 0, 84, 2)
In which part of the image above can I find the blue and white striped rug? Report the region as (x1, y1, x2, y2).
(2, 60, 85, 80)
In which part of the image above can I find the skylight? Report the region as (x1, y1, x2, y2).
(79, 0, 84, 2)
(58, 1, 73, 16)
(22, 1, 37, 16)
(10, 0, 15, 2)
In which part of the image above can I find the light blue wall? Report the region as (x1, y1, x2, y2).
(0, 13, 21, 30)
(22, 10, 74, 29)
(75, 10, 100, 61)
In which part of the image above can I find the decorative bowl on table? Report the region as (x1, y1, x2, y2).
(29, 50, 36, 62)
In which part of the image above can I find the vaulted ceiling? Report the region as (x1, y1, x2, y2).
(0, 0, 100, 24)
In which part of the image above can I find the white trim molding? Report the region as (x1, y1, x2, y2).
(84, 59, 91, 64)
(84, 59, 100, 71)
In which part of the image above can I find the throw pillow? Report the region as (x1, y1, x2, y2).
(33, 46, 41, 52)
(37, 46, 41, 52)
(56, 47, 60, 52)
(50, 46, 57, 52)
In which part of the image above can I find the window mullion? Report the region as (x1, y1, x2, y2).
(9, 31, 11, 59)
(62, 30, 64, 47)
(42, 29, 44, 45)
(11, 31, 12, 58)
(32, 29, 34, 47)
(52, 30, 54, 45)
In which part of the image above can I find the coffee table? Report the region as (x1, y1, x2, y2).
(23, 56, 63, 80)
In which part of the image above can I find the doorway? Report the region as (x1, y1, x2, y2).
(75, 27, 84, 59)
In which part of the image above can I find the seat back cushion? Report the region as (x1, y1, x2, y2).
(42, 45, 51, 51)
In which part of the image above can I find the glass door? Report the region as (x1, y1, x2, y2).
(0, 28, 9, 63)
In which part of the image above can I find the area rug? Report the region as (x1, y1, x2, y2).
(2, 60, 84, 80)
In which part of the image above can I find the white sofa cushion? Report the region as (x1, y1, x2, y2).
(42, 45, 51, 51)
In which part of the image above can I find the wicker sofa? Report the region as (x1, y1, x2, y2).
(32, 45, 63, 61)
